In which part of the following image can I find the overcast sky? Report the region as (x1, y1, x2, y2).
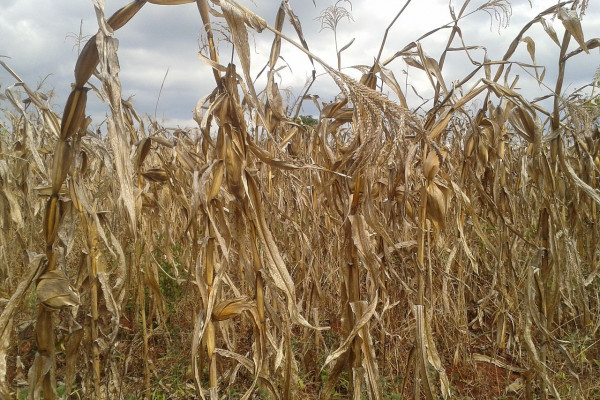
(1, 0, 599, 129)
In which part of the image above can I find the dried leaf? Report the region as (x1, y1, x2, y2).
(323, 292, 378, 368)
(521, 36, 536, 64)
(557, 8, 589, 54)
(36, 269, 80, 310)
(142, 168, 169, 182)
(212, 297, 255, 321)
(423, 150, 440, 180)
(426, 181, 450, 230)
(540, 17, 561, 47)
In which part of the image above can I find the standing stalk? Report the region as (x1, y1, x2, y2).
(414, 181, 428, 400)
(205, 221, 217, 397)
(138, 253, 151, 400)
(250, 222, 265, 327)
(87, 218, 101, 397)
(35, 85, 88, 399)
(347, 174, 362, 398)
(34, 2, 147, 397)
(537, 208, 550, 400)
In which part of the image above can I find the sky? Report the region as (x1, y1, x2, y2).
(1, 0, 599, 129)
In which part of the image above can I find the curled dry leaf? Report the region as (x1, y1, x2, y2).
(36, 270, 80, 310)
(43, 196, 61, 246)
(212, 297, 255, 321)
(426, 181, 451, 230)
(423, 150, 440, 180)
(539, 17, 560, 47)
(60, 87, 89, 140)
(465, 134, 475, 158)
(141, 168, 169, 182)
(557, 7, 589, 54)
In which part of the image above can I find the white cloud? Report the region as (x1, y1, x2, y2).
(1, 0, 598, 128)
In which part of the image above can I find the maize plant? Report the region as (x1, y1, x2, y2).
(0, 0, 599, 399)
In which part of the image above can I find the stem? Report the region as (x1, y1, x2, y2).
(139, 259, 151, 400)
(374, 0, 412, 67)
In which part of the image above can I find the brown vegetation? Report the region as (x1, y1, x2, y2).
(1, 0, 599, 399)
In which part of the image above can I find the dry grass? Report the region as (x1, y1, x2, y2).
(1, 0, 600, 399)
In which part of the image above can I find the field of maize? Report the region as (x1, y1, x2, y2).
(0, 0, 599, 398)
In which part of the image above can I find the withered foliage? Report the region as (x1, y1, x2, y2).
(1, 0, 599, 399)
